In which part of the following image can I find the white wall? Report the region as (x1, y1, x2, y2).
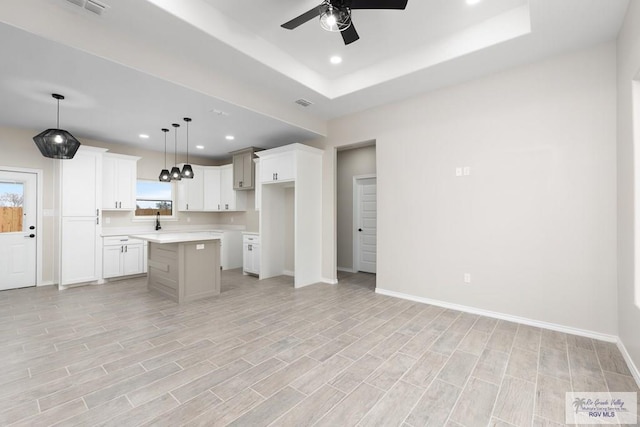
(617, 1, 640, 374)
(337, 145, 376, 270)
(319, 42, 618, 335)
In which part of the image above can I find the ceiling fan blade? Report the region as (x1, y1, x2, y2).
(281, 4, 324, 29)
(341, 22, 360, 45)
(348, 0, 408, 9)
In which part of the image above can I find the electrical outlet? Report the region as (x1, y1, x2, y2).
(464, 273, 471, 284)
(455, 167, 462, 177)
(463, 167, 470, 176)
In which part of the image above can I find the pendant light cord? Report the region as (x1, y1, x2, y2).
(56, 98, 60, 128)
(174, 125, 178, 165)
(163, 130, 167, 169)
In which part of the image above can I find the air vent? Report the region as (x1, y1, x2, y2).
(210, 109, 230, 117)
(65, 0, 110, 15)
(295, 98, 313, 107)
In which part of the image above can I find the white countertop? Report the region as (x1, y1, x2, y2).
(242, 231, 259, 236)
(128, 231, 222, 244)
(101, 225, 245, 237)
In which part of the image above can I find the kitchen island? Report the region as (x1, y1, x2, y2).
(128, 232, 221, 303)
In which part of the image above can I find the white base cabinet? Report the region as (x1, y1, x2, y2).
(242, 233, 260, 276)
(103, 236, 146, 279)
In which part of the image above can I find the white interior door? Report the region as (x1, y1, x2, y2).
(0, 170, 37, 290)
(356, 177, 377, 273)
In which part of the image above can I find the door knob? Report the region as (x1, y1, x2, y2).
(358, 228, 362, 232)
(29, 226, 35, 230)
(24, 234, 35, 238)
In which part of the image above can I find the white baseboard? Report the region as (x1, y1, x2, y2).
(616, 339, 640, 388)
(282, 270, 294, 277)
(322, 278, 338, 285)
(375, 287, 618, 343)
(337, 267, 356, 273)
(37, 281, 55, 287)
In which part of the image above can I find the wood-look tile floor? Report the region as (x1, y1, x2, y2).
(1, 270, 638, 427)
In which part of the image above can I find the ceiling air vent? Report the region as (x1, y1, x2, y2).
(65, 0, 110, 16)
(295, 98, 313, 108)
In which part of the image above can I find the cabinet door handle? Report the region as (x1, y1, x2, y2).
(121, 246, 124, 253)
(125, 245, 128, 253)
(225, 204, 229, 210)
(115, 201, 118, 208)
(119, 201, 122, 209)
(273, 173, 276, 180)
(248, 244, 252, 251)
(96, 209, 99, 225)
(187, 203, 189, 211)
(218, 204, 220, 210)
(239, 181, 243, 188)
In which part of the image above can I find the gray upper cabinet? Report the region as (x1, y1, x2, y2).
(230, 147, 261, 190)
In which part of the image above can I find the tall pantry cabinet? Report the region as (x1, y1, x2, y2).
(257, 143, 323, 288)
(54, 146, 107, 288)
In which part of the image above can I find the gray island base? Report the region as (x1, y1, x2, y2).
(128, 233, 221, 303)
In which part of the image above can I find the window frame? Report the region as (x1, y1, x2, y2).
(133, 179, 177, 221)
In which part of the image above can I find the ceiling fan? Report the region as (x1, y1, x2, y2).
(281, 0, 409, 45)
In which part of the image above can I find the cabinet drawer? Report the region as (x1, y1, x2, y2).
(104, 236, 144, 246)
(243, 234, 260, 244)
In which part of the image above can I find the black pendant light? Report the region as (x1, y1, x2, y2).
(158, 128, 171, 182)
(33, 94, 81, 159)
(180, 117, 194, 179)
(170, 123, 182, 181)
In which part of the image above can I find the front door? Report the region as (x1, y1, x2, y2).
(0, 170, 37, 290)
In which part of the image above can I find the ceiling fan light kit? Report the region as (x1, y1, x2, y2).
(33, 93, 81, 159)
(281, 0, 408, 45)
(320, 4, 352, 32)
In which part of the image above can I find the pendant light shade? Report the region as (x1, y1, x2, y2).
(170, 123, 181, 181)
(180, 117, 194, 179)
(159, 128, 171, 182)
(33, 94, 81, 159)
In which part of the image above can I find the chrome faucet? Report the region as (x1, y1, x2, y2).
(155, 212, 161, 231)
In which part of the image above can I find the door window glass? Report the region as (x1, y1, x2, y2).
(0, 182, 24, 233)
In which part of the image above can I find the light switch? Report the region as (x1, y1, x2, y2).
(196, 244, 204, 250)
(455, 167, 462, 177)
(463, 167, 470, 176)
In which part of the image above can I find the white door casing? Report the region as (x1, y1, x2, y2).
(0, 170, 37, 290)
(354, 176, 377, 274)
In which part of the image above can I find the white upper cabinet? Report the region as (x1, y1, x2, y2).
(203, 167, 221, 211)
(62, 148, 104, 217)
(177, 164, 205, 211)
(260, 150, 295, 183)
(102, 153, 139, 210)
(220, 165, 234, 211)
(177, 165, 245, 212)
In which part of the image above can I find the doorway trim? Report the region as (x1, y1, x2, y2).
(353, 173, 376, 273)
(0, 166, 44, 286)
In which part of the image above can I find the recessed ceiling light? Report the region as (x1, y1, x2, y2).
(196, 145, 204, 149)
(139, 134, 149, 139)
(225, 135, 235, 141)
(330, 55, 342, 65)
(466, 0, 481, 5)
